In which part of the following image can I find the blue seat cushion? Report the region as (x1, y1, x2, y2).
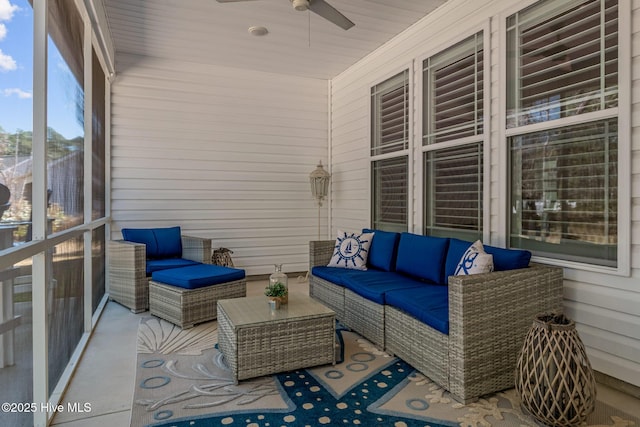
(395, 233, 450, 285)
(122, 226, 183, 259)
(342, 271, 425, 305)
(484, 244, 531, 271)
(146, 258, 200, 275)
(363, 228, 400, 272)
(385, 285, 449, 335)
(311, 266, 367, 287)
(151, 264, 245, 290)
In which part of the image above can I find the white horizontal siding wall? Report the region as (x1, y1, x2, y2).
(111, 54, 328, 275)
(330, 0, 640, 387)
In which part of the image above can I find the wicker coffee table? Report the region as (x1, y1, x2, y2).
(217, 294, 335, 383)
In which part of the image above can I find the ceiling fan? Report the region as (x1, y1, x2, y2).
(216, 0, 355, 30)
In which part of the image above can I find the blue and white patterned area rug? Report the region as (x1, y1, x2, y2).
(131, 317, 639, 427)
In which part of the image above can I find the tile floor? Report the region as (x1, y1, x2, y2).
(50, 279, 640, 426)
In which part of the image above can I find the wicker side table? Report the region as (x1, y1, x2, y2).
(515, 313, 596, 427)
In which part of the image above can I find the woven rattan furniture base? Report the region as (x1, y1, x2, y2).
(217, 294, 336, 383)
(108, 240, 149, 313)
(149, 279, 246, 329)
(385, 305, 449, 388)
(309, 275, 345, 320)
(344, 289, 385, 349)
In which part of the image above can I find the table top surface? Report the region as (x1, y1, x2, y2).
(217, 294, 334, 328)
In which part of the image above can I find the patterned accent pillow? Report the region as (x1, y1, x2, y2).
(455, 240, 494, 275)
(327, 230, 375, 270)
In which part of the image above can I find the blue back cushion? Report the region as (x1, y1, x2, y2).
(363, 228, 400, 272)
(122, 228, 158, 258)
(445, 238, 474, 279)
(484, 244, 531, 271)
(445, 238, 531, 274)
(153, 226, 182, 258)
(122, 226, 182, 259)
(395, 233, 449, 284)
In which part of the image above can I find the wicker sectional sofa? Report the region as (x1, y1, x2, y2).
(309, 230, 564, 403)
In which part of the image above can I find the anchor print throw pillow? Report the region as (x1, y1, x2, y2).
(455, 240, 494, 276)
(327, 230, 375, 270)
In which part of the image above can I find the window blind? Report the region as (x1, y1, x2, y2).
(507, 0, 618, 128)
(423, 32, 483, 144)
(510, 118, 617, 265)
(372, 156, 408, 232)
(371, 70, 409, 156)
(425, 143, 483, 240)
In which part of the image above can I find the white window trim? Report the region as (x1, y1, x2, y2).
(504, 108, 619, 137)
(498, 0, 548, 249)
(368, 63, 414, 232)
(498, 0, 631, 277)
(416, 24, 491, 241)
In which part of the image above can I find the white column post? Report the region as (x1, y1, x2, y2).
(83, 11, 93, 332)
(32, 0, 49, 425)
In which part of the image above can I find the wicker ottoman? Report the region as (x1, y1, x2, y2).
(149, 264, 246, 329)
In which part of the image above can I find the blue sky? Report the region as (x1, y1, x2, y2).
(0, 0, 84, 140)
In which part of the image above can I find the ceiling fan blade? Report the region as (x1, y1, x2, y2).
(309, 0, 355, 30)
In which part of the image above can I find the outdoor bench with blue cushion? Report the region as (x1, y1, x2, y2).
(309, 229, 564, 403)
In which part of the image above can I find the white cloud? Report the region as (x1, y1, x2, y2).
(3, 88, 31, 99)
(0, 48, 16, 71)
(0, 1, 19, 67)
(0, 0, 19, 22)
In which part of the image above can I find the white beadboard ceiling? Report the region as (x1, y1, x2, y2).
(102, 0, 449, 79)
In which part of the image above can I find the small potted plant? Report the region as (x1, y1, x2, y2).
(264, 281, 288, 308)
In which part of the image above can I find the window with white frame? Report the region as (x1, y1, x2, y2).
(371, 70, 409, 231)
(507, 0, 618, 266)
(423, 32, 484, 240)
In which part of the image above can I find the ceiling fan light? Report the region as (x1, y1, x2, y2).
(291, 0, 309, 12)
